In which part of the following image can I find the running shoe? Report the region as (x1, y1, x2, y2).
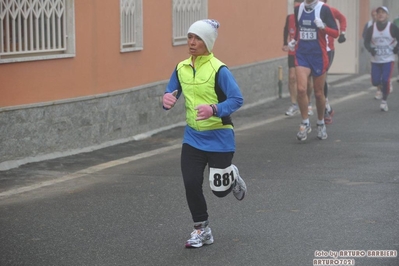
(232, 164, 247, 201)
(285, 104, 299, 116)
(380, 102, 388, 112)
(324, 108, 334, 125)
(185, 227, 214, 248)
(297, 123, 311, 141)
(317, 123, 328, 140)
(374, 90, 382, 100)
(308, 105, 314, 116)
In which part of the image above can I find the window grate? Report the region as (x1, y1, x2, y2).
(120, 0, 142, 52)
(172, 0, 207, 46)
(0, 0, 67, 57)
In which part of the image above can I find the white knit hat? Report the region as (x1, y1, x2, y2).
(187, 19, 220, 52)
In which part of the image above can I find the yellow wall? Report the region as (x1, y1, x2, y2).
(1, 1, 290, 107)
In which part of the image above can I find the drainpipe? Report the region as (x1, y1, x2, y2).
(278, 66, 283, 98)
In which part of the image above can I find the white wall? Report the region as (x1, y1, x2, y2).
(327, 0, 360, 74)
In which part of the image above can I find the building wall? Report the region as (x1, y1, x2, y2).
(0, 1, 378, 170)
(0, 0, 288, 170)
(0, 0, 287, 108)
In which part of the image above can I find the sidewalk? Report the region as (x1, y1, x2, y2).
(0, 73, 371, 197)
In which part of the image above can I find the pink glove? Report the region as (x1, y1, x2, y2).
(195, 104, 214, 121)
(163, 90, 178, 109)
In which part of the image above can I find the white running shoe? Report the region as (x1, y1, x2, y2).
(232, 164, 247, 201)
(317, 124, 328, 140)
(185, 227, 214, 248)
(285, 104, 299, 116)
(308, 105, 314, 116)
(374, 90, 382, 100)
(380, 102, 388, 112)
(297, 123, 311, 141)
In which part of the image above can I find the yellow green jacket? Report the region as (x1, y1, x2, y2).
(176, 54, 234, 131)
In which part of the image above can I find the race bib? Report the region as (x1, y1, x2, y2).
(300, 30, 317, 40)
(375, 46, 393, 56)
(209, 165, 235, 192)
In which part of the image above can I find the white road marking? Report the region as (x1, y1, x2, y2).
(0, 144, 181, 198)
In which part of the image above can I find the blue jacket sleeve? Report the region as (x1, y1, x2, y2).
(214, 67, 244, 117)
(165, 69, 182, 97)
(321, 5, 338, 38)
(163, 69, 182, 110)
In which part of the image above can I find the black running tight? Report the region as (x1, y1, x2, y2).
(181, 143, 234, 223)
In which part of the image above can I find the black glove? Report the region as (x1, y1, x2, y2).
(338, 34, 346, 43)
(394, 47, 398, 54)
(369, 48, 376, 56)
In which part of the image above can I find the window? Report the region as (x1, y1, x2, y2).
(120, 0, 143, 52)
(0, 0, 75, 64)
(172, 0, 207, 46)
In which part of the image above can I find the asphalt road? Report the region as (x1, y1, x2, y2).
(0, 74, 398, 266)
